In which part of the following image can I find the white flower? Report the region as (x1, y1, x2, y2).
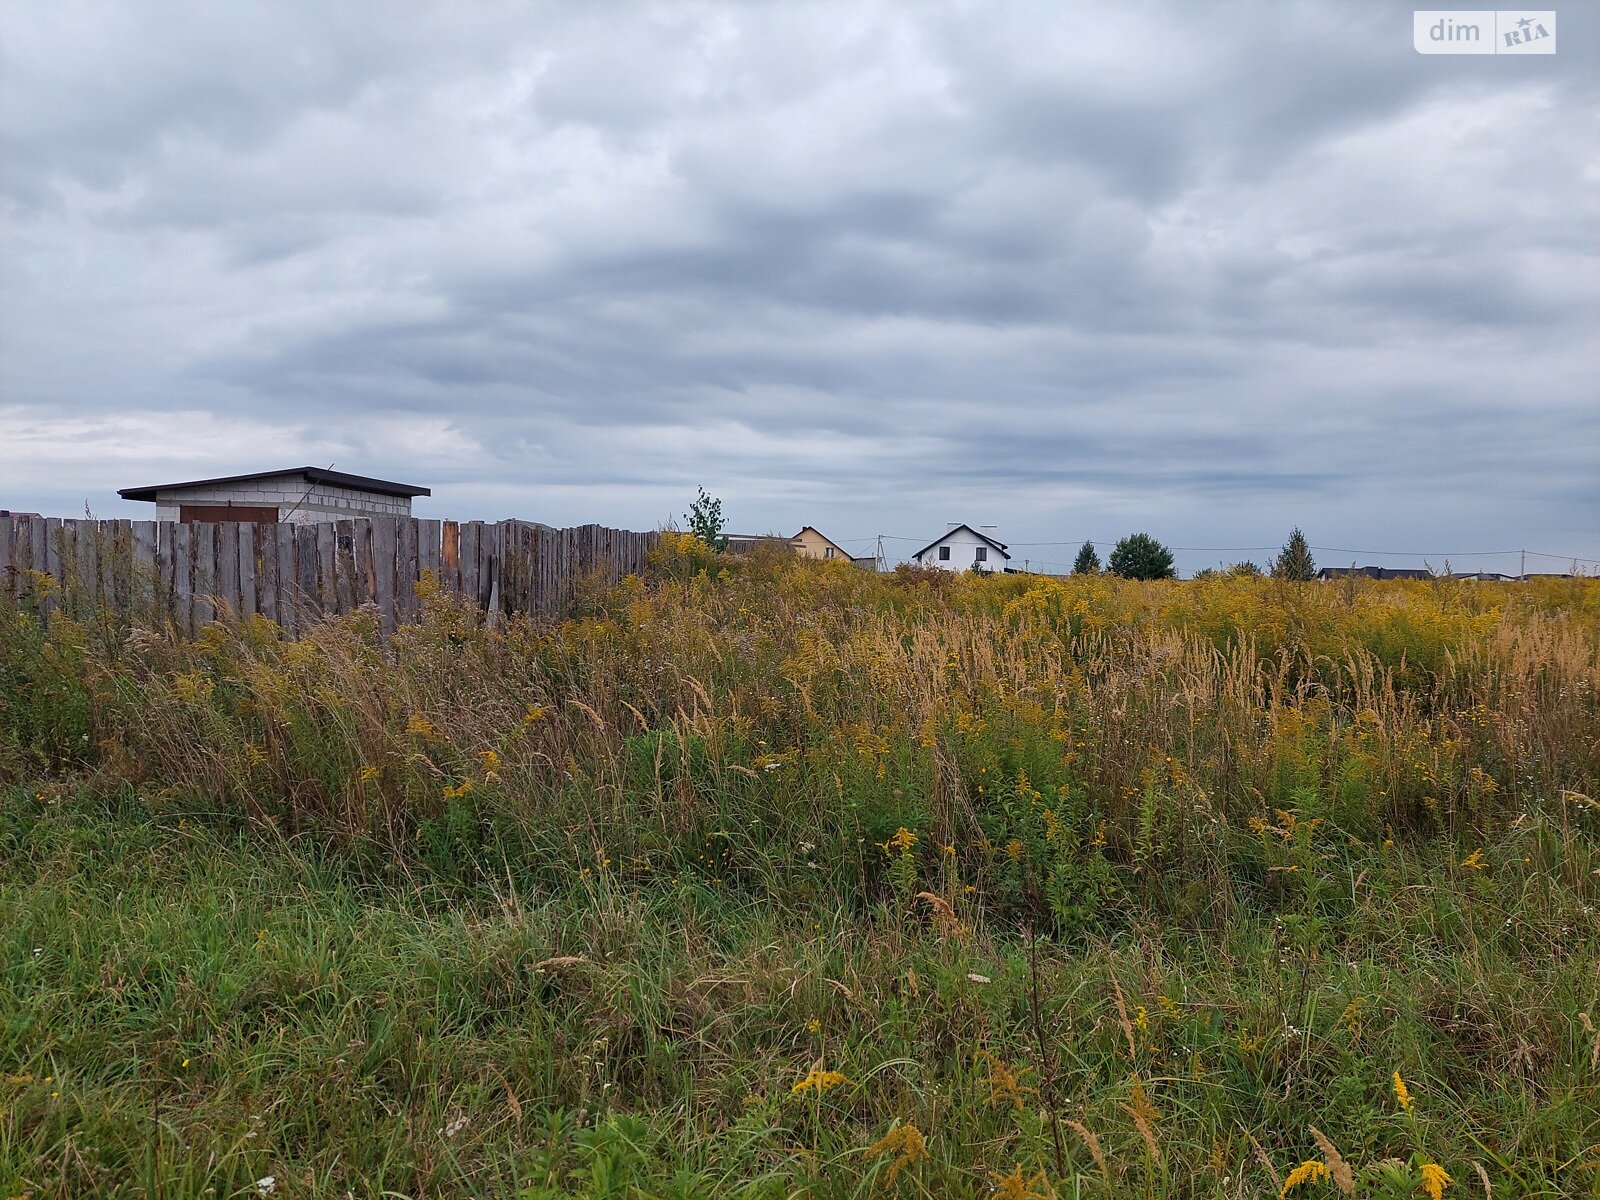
(256, 1177, 276, 1196)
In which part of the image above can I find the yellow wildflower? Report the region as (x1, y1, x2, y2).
(1419, 1161, 1451, 1199)
(406, 713, 437, 740)
(886, 827, 917, 852)
(479, 749, 501, 772)
(523, 704, 547, 725)
(357, 766, 379, 783)
(977, 1051, 1036, 1112)
(790, 1068, 849, 1095)
(989, 1165, 1052, 1200)
(806, 1017, 821, 1035)
(1280, 1160, 1329, 1196)
(863, 1121, 927, 1185)
(1393, 1070, 1414, 1110)
(1460, 848, 1486, 870)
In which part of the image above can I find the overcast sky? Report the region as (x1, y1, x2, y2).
(2, 1, 1595, 574)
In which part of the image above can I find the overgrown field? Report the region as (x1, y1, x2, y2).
(3, 542, 1598, 1199)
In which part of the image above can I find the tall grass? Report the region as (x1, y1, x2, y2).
(2, 544, 1597, 1197)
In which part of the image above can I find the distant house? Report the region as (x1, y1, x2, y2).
(1316, 566, 1433, 581)
(118, 467, 430, 524)
(790, 526, 854, 562)
(1447, 571, 1519, 582)
(910, 524, 1011, 573)
(723, 527, 860, 562)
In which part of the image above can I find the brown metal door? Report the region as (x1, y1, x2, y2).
(179, 504, 279, 523)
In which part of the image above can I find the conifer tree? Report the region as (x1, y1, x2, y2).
(1072, 540, 1101, 574)
(1108, 534, 1176, 580)
(1272, 527, 1317, 581)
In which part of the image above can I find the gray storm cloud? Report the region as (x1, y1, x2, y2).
(1, 0, 1596, 574)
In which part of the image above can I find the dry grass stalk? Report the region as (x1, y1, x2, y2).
(1065, 1118, 1110, 1183)
(1308, 1126, 1355, 1195)
(914, 891, 964, 939)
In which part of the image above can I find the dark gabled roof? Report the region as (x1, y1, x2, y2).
(909, 524, 1011, 562)
(119, 467, 430, 503)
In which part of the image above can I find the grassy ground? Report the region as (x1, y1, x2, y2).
(2, 547, 1598, 1197)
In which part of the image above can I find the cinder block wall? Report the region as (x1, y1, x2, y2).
(151, 475, 414, 523)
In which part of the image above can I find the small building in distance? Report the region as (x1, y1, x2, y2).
(790, 526, 854, 562)
(911, 524, 1011, 573)
(1316, 566, 1434, 581)
(724, 527, 861, 562)
(118, 467, 430, 524)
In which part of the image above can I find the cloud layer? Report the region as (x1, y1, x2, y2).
(3, 1, 1596, 574)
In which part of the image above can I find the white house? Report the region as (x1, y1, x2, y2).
(910, 524, 1011, 573)
(118, 467, 430, 524)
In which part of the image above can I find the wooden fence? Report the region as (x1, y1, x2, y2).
(0, 515, 659, 634)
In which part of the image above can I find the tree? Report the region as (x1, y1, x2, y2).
(1107, 533, 1176, 580)
(1271, 527, 1316, 581)
(1072, 540, 1101, 574)
(683, 487, 727, 551)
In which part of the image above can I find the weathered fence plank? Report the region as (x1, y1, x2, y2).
(237, 524, 256, 618)
(2, 514, 659, 631)
(372, 518, 398, 633)
(317, 523, 337, 615)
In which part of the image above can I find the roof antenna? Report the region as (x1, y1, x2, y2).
(281, 462, 335, 524)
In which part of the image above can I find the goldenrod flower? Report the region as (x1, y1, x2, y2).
(1393, 1070, 1414, 1110)
(886, 827, 917, 852)
(790, 1068, 848, 1095)
(357, 766, 379, 783)
(1280, 1160, 1329, 1195)
(406, 713, 437, 739)
(805, 1017, 822, 1035)
(989, 1165, 1051, 1200)
(1419, 1161, 1451, 1199)
(976, 1051, 1036, 1111)
(1460, 848, 1486, 870)
(863, 1121, 927, 1185)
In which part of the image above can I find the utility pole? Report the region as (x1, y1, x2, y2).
(875, 534, 886, 573)
(1521, 548, 1526, 579)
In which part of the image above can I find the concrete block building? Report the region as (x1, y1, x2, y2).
(118, 467, 430, 524)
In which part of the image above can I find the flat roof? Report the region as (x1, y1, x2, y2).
(119, 467, 431, 503)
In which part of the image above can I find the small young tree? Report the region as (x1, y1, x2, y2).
(1072, 540, 1101, 574)
(1107, 533, 1176, 580)
(683, 487, 728, 551)
(1271, 527, 1316, 581)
